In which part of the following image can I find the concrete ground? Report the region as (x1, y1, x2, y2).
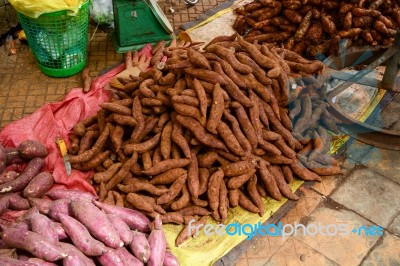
(1, 1, 400, 265)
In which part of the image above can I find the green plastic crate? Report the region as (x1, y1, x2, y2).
(112, 0, 173, 53)
(17, 1, 89, 77)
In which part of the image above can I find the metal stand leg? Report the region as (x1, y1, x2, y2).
(381, 31, 400, 92)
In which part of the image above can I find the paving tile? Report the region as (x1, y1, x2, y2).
(331, 168, 400, 228)
(279, 187, 323, 225)
(393, 93, 400, 102)
(247, 257, 270, 266)
(361, 233, 400, 266)
(360, 148, 400, 185)
(343, 139, 374, 164)
(312, 173, 346, 197)
(369, 100, 400, 129)
(294, 205, 380, 266)
(388, 214, 400, 237)
(266, 237, 339, 266)
(235, 257, 248, 266)
(391, 118, 400, 131)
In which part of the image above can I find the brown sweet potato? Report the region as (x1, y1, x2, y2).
(227, 168, 257, 189)
(238, 190, 260, 214)
(207, 45, 252, 74)
(149, 168, 186, 185)
(217, 121, 246, 157)
(176, 115, 227, 151)
(127, 193, 155, 213)
(160, 212, 184, 224)
(219, 180, 228, 223)
(70, 124, 111, 164)
(171, 123, 191, 159)
(206, 83, 225, 134)
(290, 161, 322, 181)
(192, 78, 208, 117)
(207, 168, 224, 213)
(231, 102, 258, 150)
(247, 175, 265, 216)
(198, 168, 210, 195)
(257, 159, 282, 200)
(223, 111, 252, 154)
(157, 174, 187, 205)
(143, 159, 191, 176)
(175, 216, 207, 247)
(222, 160, 255, 177)
(118, 179, 168, 196)
(269, 165, 299, 200)
(187, 48, 211, 70)
(124, 133, 161, 154)
(171, 183, 190, 211)
(184, 68, 227, 85)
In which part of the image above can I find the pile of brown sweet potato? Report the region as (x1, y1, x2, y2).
(67, 36, 342, 247)
(233, 0, 400, 58)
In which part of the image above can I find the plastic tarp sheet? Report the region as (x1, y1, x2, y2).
(8, 0, 86, 18)
(0, 70, 113, 194)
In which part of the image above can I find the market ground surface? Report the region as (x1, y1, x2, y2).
(1, 1, 400, 265)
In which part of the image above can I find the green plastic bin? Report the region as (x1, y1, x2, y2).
(17, 1, 89, 77)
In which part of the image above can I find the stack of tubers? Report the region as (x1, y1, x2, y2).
(0, 190, 177, 265)
(0, 140, 54, 215)
(233, 0, 400, 58)
(67, 36, 341, 247)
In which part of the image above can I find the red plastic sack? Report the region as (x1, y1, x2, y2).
(0, 45, 152, 195)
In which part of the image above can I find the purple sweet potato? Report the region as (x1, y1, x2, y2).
(11, 220, 30, 231)
(46, 189, 98, 201)
(116, 247, 143, 266)
(28, 198, 53, 215)
(97, 249, 125, 266)
(27, 258, 57, 266)
(53, 222, 68, 240)
(108, 214, 133, 245)
(16, 206, 38, 222)
(0, 158, 44, 194)
(58, 213, 107, 256)
(18, 140, 48, 159)
(0, 257, 37, 266)
(7, 193, 30, 210)
(30, 212, 59, 243)
(2, 228, 68, 261)
(147, 215, 166, 266)
(0, 196, 9, 215)
(93, 201, 151, 232)
(62, 252, 88, 266)
(48, 198, 72, 222)
(58, 242, 96, 266)
(23, 172, 54, 198)
(0, 171, 19, 184)
(70, 200, 123, 249)
(130, 230, 150, 263)
(0, 144, 6, 173)
(164, 250, 180, 266)
(4, 147, 25, 165)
